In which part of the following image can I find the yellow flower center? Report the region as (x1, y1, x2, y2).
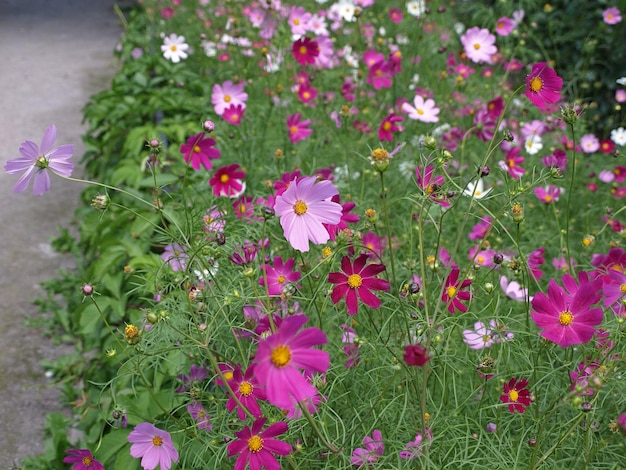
(193, 145, 202, 154)
(170, 45, 177, 52)
(473, 43, 481, 50)
(271, 345, 292, 367)
(383, 122, 391, 131)
(322, 247, 332, 258)
(482, 335, 491, 343)
(248, 435, 263, 452)
(544, 195, 552, 202)
(347, 273, 363, 288)
(530, 76, 543, 93)
(559, 310, 574, 326)
(370, 148, 389, 162)
(277, 275, 286, 284)
(220, 174, 229, 183)
(239, 381, 253, 397)
(508, 390, 519, 402)
(290, 125, 298, 134)
(293, 18, 300, 25)
(303, 91, 310, 99)
(293, 200, 307, 215)
(620, 284, 626, 294)
(223, 371, 234, 381)
(447, 286, 457, 298)
(152, 436, 163, 447)
(417, 108, 424, 115)
(427, 255, 436, 265)
(300, 46, 307, 54)
(224, 94, 231, 102)
(82, 457, 93, 466)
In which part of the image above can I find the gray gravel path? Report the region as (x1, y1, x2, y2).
(0, 0, 121, 466)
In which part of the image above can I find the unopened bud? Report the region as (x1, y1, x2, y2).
(148, 138, 160, 149)
(478, 165, 490, 177)
(82, 284, 94, 296)
(423, 135, 437, 150)
(91, 194, 110, 210)
(203, 120, 215, 132)
(560, 106, 579, 125)
(511, 203, 524, 223)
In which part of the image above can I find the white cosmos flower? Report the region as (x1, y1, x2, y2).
(407, 0, 426, 17)
(161, 34, 189, 63)
(463, 179, 492, 199)
(610, 127, 626, 146)
(524, 134, 543, 155)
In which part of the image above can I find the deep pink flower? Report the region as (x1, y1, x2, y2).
(212, 80, 248, 116)
(128, 422, 179, 470)
(324, 195, 360, 240)
(366, 60, 393, 90)
(495, 16, 515, 36)
(328, 254, 390, 315)
(399, 428, 433, 460)
(498, 147, 525, 179)
(225, 364, 267, 420)
(570, 361, 599, 396)
(297, 83, 317, 104)
(500, 378, 532, 413)
(187, 402, 212, 432)
(469, 216, 492, 241)
(542, 148, 567, 173)
(473, 108, 497, 141)
(209, 163, 245, 197)
(389, 7, 403, 23)
(378, 113, 404, 141)
(460, 27, 497, 63)
(351, 429, 384, 466)
(525, 62, 563, 110)
(253, 314, 329, 410)
(441, 268, 472, 313)
(528, 247, 546, 281)
(617, 413, 626, 435)
(403, 343, 431, 366)
(486, 96, 504, 118)
(416, 165, 449, 206)
(292, 36, 319, 66)
(227, 418, 291, 470)
(180, 133, 220, 170)
(530, 273, 603, 347)
(286, 113, 313, 143)
(5, 124, 74, 195)
(63, 449, 104, 470)
(273, 176, 342, 252)
(259, 256, 301, 296)
(222, 103, 245, 126)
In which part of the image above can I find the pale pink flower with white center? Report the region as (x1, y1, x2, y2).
(211, 80, 248, 116)
(580, 134, 600, 153)
(288, 6, 311, 35)
(161, 33, 189, 63)
(603, 7, 622, 25)
(460, 27, 497, 63)
(500, 276, 532, 302)
(402, 95, 440, 123)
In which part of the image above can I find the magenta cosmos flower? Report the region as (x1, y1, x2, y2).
(128, 422, 179, 470)
(286, 113, 312, 143)
(403, 343, 431, 366)
(259, 256, 301, 296)
(63, 449, 104, 470)
(530, 272, 603, 347)
(441, 267, 472, 313)
(253, 314, 329, 410)
(378, 113, 404, 141)
(273, 176, 342, 252)
(227, 418, 291, 470)
(500, 377, 532, 413)
(209, 163, 246, 197)
(212, 80, 248, 116)
(5, 124, 74, 195)
(402, 95, 440, 123)
(416, 165, 449, 206)
(351, 429, 384, 466)
(292, 36, 319, 66)
(225, 364, 267, 420)
(525, 62, 563, 110)
(460, 27, 497, 63)
(328, 254, 390, 315)
(180, 132, 220, 170)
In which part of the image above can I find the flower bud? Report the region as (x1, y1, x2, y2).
(493, 253, 504, 265)
(370, 148, 390, 172)
(478, 165, 490, 177)
(203, 120, 215, 132)
(364, 208, 378, 223)
(511, 203, 524, 223)
(124, 324, 141, 345)
(423, 135, 437, 150)
(91, 194, 110, 210)
(82, 284, 94, 296)
(486, 423, 497, 433)
(560, 106, 579, 125)
(582, 235, 595, 247)
(148, 138, 160, 149)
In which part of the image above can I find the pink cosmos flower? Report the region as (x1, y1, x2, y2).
(402, 95, 440, 123)
(403, 343, 431, 366)
(225, 364, 267, 420)
(328, 254, 390, 315)
(473, 108, 497, 141)
(498, 147, 525, 179)
(603, 7, 622, 25)
(416, 165, 449, 206)
(378, 113, 404, 141)
(570, 361, 600, 396)
(286, 113, 313, 143)
(209, 163, 245, 197)
(297, 83, 317, 104)
(292, 36, 319, 66)
(399, 429, 433, 460)
(500, 378, 532, 413)
(463, 321, 495, 349)
(212, 80, 248, 116)
(180, 133, 220, 170)
(528, 247, 546, 282)
(227, 418, 291, 470)
(351, 429, 384, 466)
(530, 272, 603, 347)
(259, 256, 301, 296)
(222, 103, 245, 126)
(469, 216, 492, 241)
(128, 422, 179, 470)
(253, 314, 329, 410)
(580, 133, 600, 153)
(187, 402, 212, 432)
(161, 243, 188, 272)
(5, 124, 74, 195)
(525, 62, 563, 110)
(273, 176, 342, 252)
(366, 60, 393, 90)
(288, 6, 311, 35)
(63, 449, 104, 470)
(495, 16, 515, 36)
(441, 267, 472, 313)
(324, 195, 360, 240)
(500, 276, 531, 302)
(542, 148, 568, 174)
(389, 7, 403, 23)
(460, 27, 497, 63)
(534, 185, 563, 204)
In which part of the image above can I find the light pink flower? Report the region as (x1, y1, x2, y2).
(460, 27, 497, 63)
(211, 80, 248, 116)
(351, 429, 384, 466)
(495, 16, 515, 36)
(273, 176, 342, 252)
(128, 422, 179, 470)
(402, 95, 440, 123)
(580, 134, 600, 153)
(603, 7, 622, 25)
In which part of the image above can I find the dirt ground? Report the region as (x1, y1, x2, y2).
(0, 0, 121, 465)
